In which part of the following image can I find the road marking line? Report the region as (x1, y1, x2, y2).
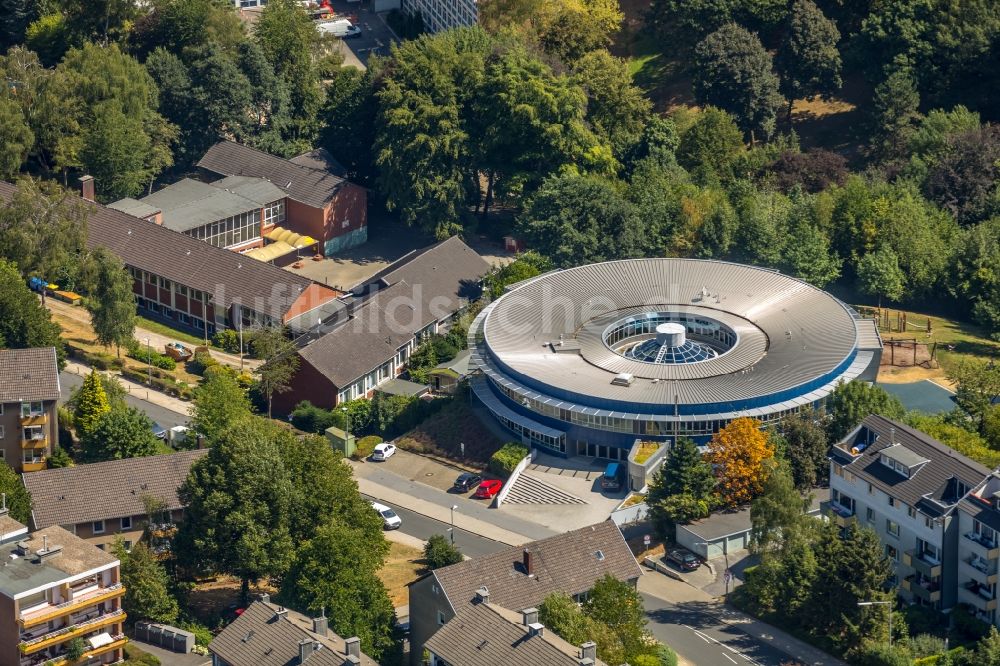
(681, 624, 763, 666)
(723, 654, 738, 664)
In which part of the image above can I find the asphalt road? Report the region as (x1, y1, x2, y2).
(642, 594, 801, 666)
(59, 371, 189, 430)
(361, 493, 507, 558)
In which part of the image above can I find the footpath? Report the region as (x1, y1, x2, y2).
(639, 573, 847, 666)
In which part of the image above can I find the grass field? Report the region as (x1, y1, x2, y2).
(136, 315, 211, 347)
(377, 541, 425, 607)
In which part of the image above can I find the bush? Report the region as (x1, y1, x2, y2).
(423, 533, 463, 569)
(188, 347, 218, 376)
(952, 605, 991, 641)
(850, 641, 913, 666)
(908, 634, 945, 659)
(290, 401, 341, 434)
(657, 644, 678, 666)
(912, 648, 964, 666)
(354, 435, 383, 460)
(127, 345, 176, 370)
(178, 620, 213, 647)
(213, 329, 241, 353)
(903, 605, 946, 637)
(68, 345, 124, 371)
(488, 442, 530, 477)
(48, 447, 74, 468)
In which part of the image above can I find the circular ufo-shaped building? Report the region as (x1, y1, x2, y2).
(468, 258, 883, 459)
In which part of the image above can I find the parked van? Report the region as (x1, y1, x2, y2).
(318, 18, 361, 38)
(600, 462, 625, 492)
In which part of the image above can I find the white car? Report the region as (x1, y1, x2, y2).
(371, 442, 397, 461)
(372, 501, 402, 530)
(317, 18, 362, 38)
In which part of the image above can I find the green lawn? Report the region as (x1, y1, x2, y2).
(136, 316, 212, 347)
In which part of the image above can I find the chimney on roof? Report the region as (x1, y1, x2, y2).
(79, 175, 95, 202)
(196, 434, 205, 450)
(259, 592, 270, 604)
(345, 637, 361, 658)
(312, 609, 328, 637)
(475, 587, 490, 604)
(298, 638, 313, 665)
(521, 608, 539, 627)
(275, 606, 288, 619)
(523, 549, 535, 577)
(527, 622, 544, 637)
(580, 641, 597, 662)
(343, 657, 361, 666)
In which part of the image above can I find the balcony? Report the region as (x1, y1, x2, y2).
(962, 556, 999, 585)
(903, 550, 943, 578)
(903, 575, 941, 603)
(21, 460, 46, 472)
(21, 434, 47, 449)
(961, 581, 999, 611)
(148, 522, 177, 538)
(829, 503, 856, 528)
(20, 585, 125, 628)
(20, 413, 47, 426)
(21, 634, 127, 666)
(19, 610, 125, 654)
(964, 532, 1000, 559)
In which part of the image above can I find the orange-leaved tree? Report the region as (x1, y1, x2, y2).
(705, 417, 774, 507)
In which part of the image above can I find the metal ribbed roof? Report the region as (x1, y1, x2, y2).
(476, 258, 860, 409)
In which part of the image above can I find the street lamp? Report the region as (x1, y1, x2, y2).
(143, 337, 152, 386)
(341, 406, 350, 452)
(857, 600, 893, 647)
(450, 505, 458, 545)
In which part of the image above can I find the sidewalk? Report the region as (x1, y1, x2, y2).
(639, 573, 847, 666)
(353, 462, 559, 545)
(64, 360, 191, 417)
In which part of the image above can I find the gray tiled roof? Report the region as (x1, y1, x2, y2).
(107, 197, 161, 219)
(298, 236, 488, 388)
(290, 148, 347, 177)
(430, 520, 642, 614)
(0, 347, 60, 403)
(209, 600, 378, 666)
(2, 182, 322, 318)
(198, 141, 351, 209)
(835, 415, 991, 517)
(425, 601, 609, 666)
(24, 450, 207, 529)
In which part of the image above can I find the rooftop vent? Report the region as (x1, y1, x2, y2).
(528, 622, 545, 637)
(595, 550, 605, 561)
(611, 373, 634, 387)
(475, 587, 490, 604)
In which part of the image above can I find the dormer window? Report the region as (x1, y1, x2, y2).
(880, 454, 910, 478)
(879, 445, 929, 479)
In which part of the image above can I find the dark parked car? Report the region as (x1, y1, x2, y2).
(600, 462, 625, 492)
(452, 472, 483, 493)
(666, 549, 701, 572)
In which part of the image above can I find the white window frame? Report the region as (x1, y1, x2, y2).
(92, 520, 105, 535)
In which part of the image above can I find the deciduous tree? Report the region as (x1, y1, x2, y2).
(424, 534, 463, 569)
(572, 50, 651, 159)
(705, 417, 774, 507)
(84, 248, 136, 356)
(0, 462, 32, 523)
(113, 540, 179, 624)
(826, 380, 905, 441)
(82, 407, 158, 462)
(778, 408, 830, 489)
(856, 246, 905, 307)
(177, 416, 295, 600)
(0, 98, 33, 179)
(693, 24, 784, 142)
(775, 0, 842, 122)
(584, 574, 650, 664)
(190, 367, 252, 444)
(281, 521, 396, 659)
(750, 460, 810, 555)
(252, 326, 300, 417)
(0, 259, 64, 364)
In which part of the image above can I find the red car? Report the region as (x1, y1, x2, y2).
(474, 479, 503, 499)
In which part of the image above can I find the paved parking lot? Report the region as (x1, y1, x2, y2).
(326, 0, 399, 67)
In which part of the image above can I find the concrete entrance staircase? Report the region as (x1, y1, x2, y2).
(501, 473, 588, 506)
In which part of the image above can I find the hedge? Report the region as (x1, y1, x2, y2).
(127, 345, 176, 370)
(913, 647, 965, 665)
(67, 345, 124, 371)
(189, 348, 218, 376)
(354, 435, 383, 460)
(120, 368, 195, 400)
(488, 442, 530, 477)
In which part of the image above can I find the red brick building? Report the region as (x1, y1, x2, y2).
(197, 142, 368, 258)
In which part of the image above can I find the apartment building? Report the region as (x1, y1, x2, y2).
(408, 520, 641, 665)
(402, 0, 476, 33)
(209, 596, 377, 666)
(23, 451, 207, 554)
(0, 514, 125, 666)
(0, 348, 60, 473)
(829, 415, 992, 613)
(955, 474, 1000, 625)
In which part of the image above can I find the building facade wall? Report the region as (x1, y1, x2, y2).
(830, 462, 951, 610)
(272, 359, 339, 415)
(408, 575, 455, 666)
(0, 400, 57, 473)
(66, 509, 184, 551)
(955, 508, 1000, 625)
(402, 0, 477, 33)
